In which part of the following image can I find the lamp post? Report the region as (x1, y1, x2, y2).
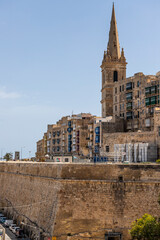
(1, 148, 5, 160)
(29, 151, 31, 160)
(21, 146, 25, 160)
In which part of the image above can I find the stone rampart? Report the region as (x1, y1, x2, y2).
(0, 162, 160, 240)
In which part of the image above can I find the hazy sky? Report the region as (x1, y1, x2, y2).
(0, 0, 160, 158)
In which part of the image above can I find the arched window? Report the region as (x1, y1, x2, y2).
(113, 71, 118, 82)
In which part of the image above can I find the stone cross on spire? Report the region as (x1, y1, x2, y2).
(107, 3, 121, 60)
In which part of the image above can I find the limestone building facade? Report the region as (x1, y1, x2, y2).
(36, 113, 97, 161)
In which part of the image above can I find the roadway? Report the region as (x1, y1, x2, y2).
(5, 226, 18, 240)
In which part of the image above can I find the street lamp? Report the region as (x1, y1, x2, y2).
(21, 146, 25, 160)
(29, 151, 31, 160)
(1, 148, 5, 160)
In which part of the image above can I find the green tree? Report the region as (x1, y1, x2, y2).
(3, 152, 13, 161)
(130, 214, 160, 240)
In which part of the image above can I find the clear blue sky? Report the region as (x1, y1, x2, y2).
(0, 0, 160, 158)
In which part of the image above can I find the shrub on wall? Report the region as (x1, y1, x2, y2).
(130, 214, 160, 240)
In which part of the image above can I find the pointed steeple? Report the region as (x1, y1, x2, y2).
(107, 3, 120, 60)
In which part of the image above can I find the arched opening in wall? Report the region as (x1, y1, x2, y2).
(105, 233, 122, 240)
(113, 71, 118, 82)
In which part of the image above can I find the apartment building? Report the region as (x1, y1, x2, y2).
(37, 113, 95, 160)
(36, 133, 47, 162)
(113, 72, 160, 132)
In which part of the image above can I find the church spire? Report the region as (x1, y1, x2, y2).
(107, 3, 121, 60)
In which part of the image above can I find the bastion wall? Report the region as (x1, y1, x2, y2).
(0, 162, 160, 240)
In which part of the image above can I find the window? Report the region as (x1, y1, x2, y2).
(95, 127, 100, 134)
(151, 86, 156, 94)
(115, 105, 117, 111)
(151, 96, 157, 105)
(159, 127, 160, 137)
(115, 87, 117, 94)
(68, 135, 72, 140)
(95, 135, 100, 143)
(126, 92, 132, 100)
(145, 119, 151, 127)
(145, 98, 150, 106)
(126, 112, 133, 119)
(113, 71, 118, 82)
(137, 81, 139, 87)
(120, 86, 121, 92)
(150, 107, 154, 115)
(68, 121, 72, 127)
(122, 85, 124, 91)
(115, 96, 117, 102)
(145, 87, 150, 96)
(126, 102, 132, 110)
(126, 82, 132, 90)
(106, 146, 109, 152)
(118, 176, 123, 182)
(57, 131, 61, 137)
(57, 146, 60, 152)
(48, 132, 51, 138)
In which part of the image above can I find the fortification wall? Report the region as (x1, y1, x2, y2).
(0, 162, 160, 240)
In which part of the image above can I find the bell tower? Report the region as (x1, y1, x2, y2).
(101, 3, 127, 117)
